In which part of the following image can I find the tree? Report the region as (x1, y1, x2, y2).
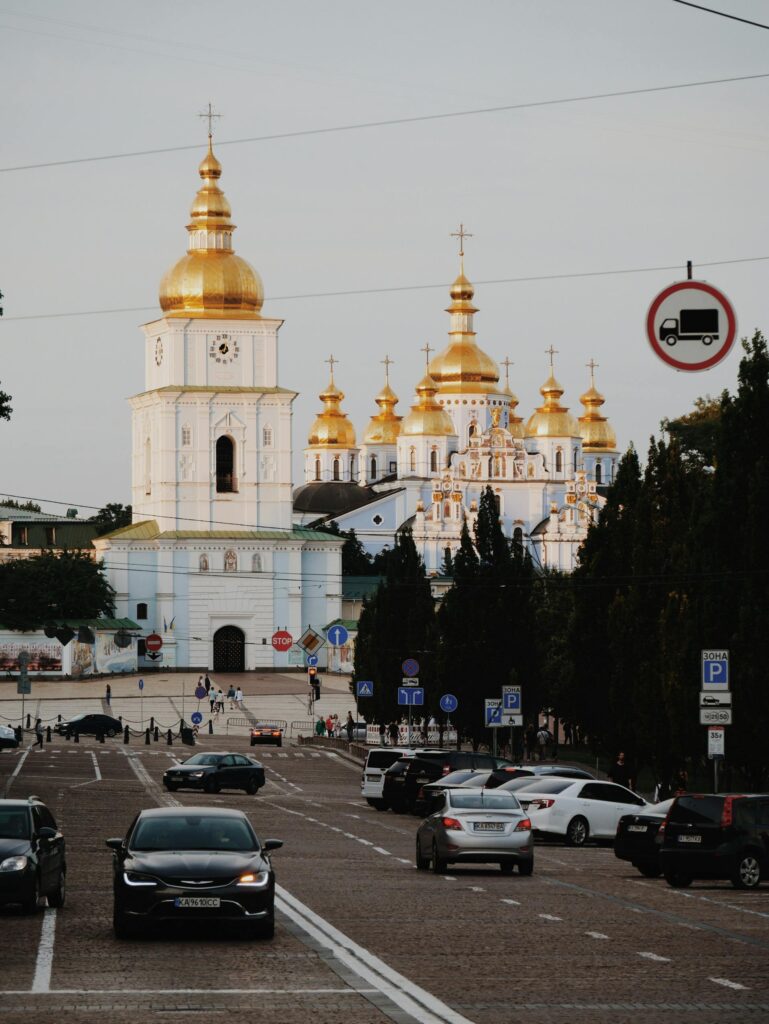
(0, 499, 42, 513)
(0, 381, 11, 422)
(662, 395, 723, 467)
(341, 528, 374, 576)
(0, 551, 115, 631)
(440, 546, 454, 576)
(89, 503, 132, 536)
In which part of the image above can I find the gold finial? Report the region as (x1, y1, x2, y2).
(198, 102, 222, 139)
(450, 223, 473, 257)
(381, 354, 394, 383)
(501, 356, 513, 384)
(421, 342, 433, 367)
(545, 345, 559, 371)
(587, 358, 599, 386)
(325, 354, 337, 381)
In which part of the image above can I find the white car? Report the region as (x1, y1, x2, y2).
(517, 779, 648, 845)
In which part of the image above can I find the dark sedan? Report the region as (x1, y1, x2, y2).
(163, 752, 265, 794)
(250, 724, 283, 747)
(0, 798, 66, 913)
(0, 725, 19, 750)
(614, 799, 674, 877)
(107, 806, 282, 938)
(55, 713, 123, 738)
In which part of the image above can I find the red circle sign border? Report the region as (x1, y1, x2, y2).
(646, 280, 737, 372)
(271, 630, 293, 651)
(145, 633, 163, 652)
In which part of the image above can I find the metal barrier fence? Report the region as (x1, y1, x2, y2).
(289, 719, 316, 737)
(225, 717, 286, 734)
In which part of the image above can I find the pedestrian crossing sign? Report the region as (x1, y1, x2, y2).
(356, 680, 374, 698)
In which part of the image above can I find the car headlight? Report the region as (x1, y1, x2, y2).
(123, 871, 157, 887)
(237, 871, 270, 887)
(190, 771, 205, 778)
(0, 856, 28, 872)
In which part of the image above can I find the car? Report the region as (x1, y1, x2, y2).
(55, 713, 123, 738)
(497, 775, 571, 795)
(250, 723, 283, 747)
(0, 797, 66, 913)
(107, 806, 282, 938)
(163, 752, 265, 794)
(659, 793, 769, 890)
(0, 725, 19, 750)
(416, 788, 533, 875)
(361, 748, 409, 809)
(613, 799, 675, 877)
(516, 779, 648, 845)
(394, 751, 515, 815)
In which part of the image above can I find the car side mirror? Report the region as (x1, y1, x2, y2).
(262, 839, 283, 852)
(38, 826, 57, 841)
(105, 837, 125, 851)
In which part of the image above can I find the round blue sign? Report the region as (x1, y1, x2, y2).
(440, 693, 458, 713)
(327, 624, 349, 647)
(194, 685, 207, 700)
(402, 658, 420, 677)
(190, 711, 203, 726)
(306, 654, 319, 667)
(138, 678, 144, 691)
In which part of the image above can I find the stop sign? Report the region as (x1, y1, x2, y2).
(271, 630, 293, 652)
(145, 633, 163, 652)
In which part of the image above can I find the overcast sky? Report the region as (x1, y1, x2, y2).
(2, 0, 768, 517)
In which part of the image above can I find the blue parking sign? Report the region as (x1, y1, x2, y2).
(702, 650, 729, 689)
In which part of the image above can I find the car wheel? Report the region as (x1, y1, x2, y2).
(245, 777, 259, 795)
(499, 862, 514, 875)
(635, 862, 662, 879)
(276, 740, 282, 748)
(431, 842, 447, 875)
(415, 839, 430, 871)
(204, 776, 220, 794)
(47, 870, 66, 908)
(113, 904, 138, 939)
(164, 782, 178, 792)
(373, 800, 389, 812)
(106, 729, 117, 738)
(251, 914, 275, 940)
(22, 877, 40, 915)
(664, 870, 693, 889)
(518, 859, 534, 876)
(732, 853, 762, 890)
(566, 816, 589, 847)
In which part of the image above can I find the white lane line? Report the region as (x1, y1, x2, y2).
(277, 885, 474, 1024)
(5, 987, 377, 995)
(469, 886, 485, 892)
(443, 876, 457, 882)
(31, 909, 57, 993)
(586, 931, 609, 939)
(638, 952, 671, 962)
(539, 914, 562, 921)
(373, 846, 391, 856)
(709, 977, 748, 990)
(2, 746, 31, 797)
(91, 752, 102, 780)
(501, 898, 520, 906)
(396, 858, 412, 865)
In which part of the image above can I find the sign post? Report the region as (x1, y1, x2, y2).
(138, 677, 144, 729)
(700, 649, 730, 793)
(397, 685, 424, 746)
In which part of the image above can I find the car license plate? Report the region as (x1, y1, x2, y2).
(174, 897, 221, 908)
(678, 835, 702, 843)
(628, 825, 647, 833)
(474, 822, 504, 832)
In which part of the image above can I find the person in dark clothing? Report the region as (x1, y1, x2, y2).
(34, 718, 44, 749)
(388, 721, 399, 747)
(378, 721, 387, 746)
(609, 752, 633, 789)
(524, 724, 537, 762)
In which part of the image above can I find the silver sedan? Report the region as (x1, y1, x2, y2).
(416, 789, 534, 875)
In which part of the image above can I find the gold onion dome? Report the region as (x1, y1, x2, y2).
(363, 380, 402, 444)
(307, 372, 356, 448)
(159, 139, 264, 319)
(525, 373, 579, 438)
(579, 370, 616, 451)
(400, 373, 456, 437)
(428, 266, 499, 394)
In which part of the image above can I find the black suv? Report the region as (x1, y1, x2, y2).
(659, 793, 769, 889)
(383, 751, 515, 815)
(0, 797, 66, 912)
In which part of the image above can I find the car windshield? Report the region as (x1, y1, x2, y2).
(449, 791, 520, 811)
(130, 814, 256, 851)
(0, 810, 30, 839)
(68, 715, 85, 724)
(440, 770, 482, 786)
(669, 796, 725, 826)
(183, 754, 224, 766)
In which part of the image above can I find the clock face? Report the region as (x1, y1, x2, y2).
(209, 333, 239, 365)
(155, 338, 163, 366)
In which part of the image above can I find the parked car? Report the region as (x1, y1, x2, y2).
(517, 779, 648, 845)
(0, 725, 19, 750)
(163, 752, 265, 794)
(401, 752, 515, 816)
(614, 799, 675, 877)
(107, 806, 282, 938)
(416, 788, 533, 875)
(0, 797, 66, 913)
(361, 748, 409, 809)
(659, 793, 769, 890)
(55, 713, 123, 738)
(250, 723, 283, 747)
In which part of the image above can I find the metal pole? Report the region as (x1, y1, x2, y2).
(181, 678, 185, 723)
(713, 756, 718, 794)
(493, 728, 497, 758)
(141, 692, 144, 731)
(408, 705, 412, 747)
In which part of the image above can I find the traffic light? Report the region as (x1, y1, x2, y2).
(308, 666, 320, 702)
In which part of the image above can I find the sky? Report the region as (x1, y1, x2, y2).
(2, 0, 769, 516)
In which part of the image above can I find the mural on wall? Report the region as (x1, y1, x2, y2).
(70, 641, 95, 677)
(0, 640, 63, 672)
(94, 633, 137, 674)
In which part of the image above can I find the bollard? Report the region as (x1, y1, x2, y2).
(167, 729, 173, 746)
(57, 714, 62, 724)
(124, 725, 130, 744)
(74, 731, 79, 743)
(64, 728, 70, 742)
(99, 732, 105, 744)
(154, 726, 159, 742)
(15, 725, 22, 743)
(46, 726, 52, 743)
(208, 719, 214, 735)
(145, 728, 151, 745)
(150, 716, 154, 731)
(26, 713, 31, 729)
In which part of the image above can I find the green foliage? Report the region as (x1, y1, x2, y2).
(662, 395, 723, 467)
(0, 499, 42, 513)
(315, 520, 375, 575)
(0, 550, 116, 631)
(0, 381, 11, 422)
(89, 503, 133, 536)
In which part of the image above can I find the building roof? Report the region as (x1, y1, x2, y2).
(134, 385, 297, 399)
(324, 617, 358, 632)
(292, 481, 380, 516)
(99, 520, 341, 543)
(342, 576, 383, 600)
(0, 506, 85, 523)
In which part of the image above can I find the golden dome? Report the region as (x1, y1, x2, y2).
(400, 373, 456, 437)
(363, 377, 402, 444)
(525, 373, 580, 438)
(579, 366, 617, 451)
(307, 368, 356, 448)
(428, 264, 500, 395)
(159, 140, 264, 319)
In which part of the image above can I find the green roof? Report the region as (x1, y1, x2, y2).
(324, 618, 358, 632)
(100, 520, 343, 544)
(342, 576, 383, 599)
(59, 618, 140, 630)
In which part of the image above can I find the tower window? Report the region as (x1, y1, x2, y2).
(430, 450, 438, 473)
(136, 602, 148, 620)
(314, 457, 321, 481)
(513, 526, 523, 549)
(350, 455, 355, 478)
(574, 448, 578, 471)
(333, 458, 340, 481)
(370, 456, 377, 479)
(181, 425, 192, 447)
(216, 435, 236, 492)
(596, 462, 602, 484)
(555, 449, 563, 473)
(409, 448, 416, 472)
(262, 425, 273, 447)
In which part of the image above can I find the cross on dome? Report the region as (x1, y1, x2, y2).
(381, 354, 394, 383)
(545, 345, 559, 371)
(325, 354, 337, 380)
(501, 356, 513, 382)
(586, 358, 599, 385)
(421, 342, 433, 367)
(450, 223, 473, 257)
(198, 102, 222, 139)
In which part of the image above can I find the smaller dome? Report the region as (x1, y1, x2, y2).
(400, 374, 456, 437)
(525, 373, 579, 438)
(307, 371, 356, 448)
(449, 271, 474, 302)
(363, 377, 402, 444)
(579, 373, 617, 451)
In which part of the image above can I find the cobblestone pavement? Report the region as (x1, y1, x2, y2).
(1, 735, 768, 1023)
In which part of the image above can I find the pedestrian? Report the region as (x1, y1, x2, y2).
(315, 716, 326, 737)
(209, 687, 217, 714)
(378, 721, 387, 746)
(388, 720, 399, 747)
(227, 684, 236, 708)
(609, 751, 633, 790)
(204, 673, 211, 694)
(524, 723, 536, 762)
(105, 683, 111, 707)
(673, 767, 688, 795)
(536, 724, 550, 761)
(235, 686, 244, 709)
(563, 721, 572, 746)
(345, 711, 354, 742)
(325, 714, 334, 738)
(216, 688, 225, 713)
(34, 718, 44, 749)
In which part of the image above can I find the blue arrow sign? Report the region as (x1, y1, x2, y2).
(306, 654, 319, 667)
(440, 693, 458, 713)
(190, 711, 203, 726)
(138, 678, 144, 691)
(398, 687, 424, 706)
(328, 625, 349, 647)
(356, 680, 374, 697)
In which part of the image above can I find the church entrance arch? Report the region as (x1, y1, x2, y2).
(213, 625, 245, 672)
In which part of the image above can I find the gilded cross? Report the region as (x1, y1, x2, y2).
(421, 342, 433, 367)
(450, 223, 473, 257)
(545, 345, 559, 370)
(381, 354, 394, 382)
(325, 354, 337, 379)
(501, 356, 513, 383)
(198, 102, 222, 138)
(586, 358, 599, 384)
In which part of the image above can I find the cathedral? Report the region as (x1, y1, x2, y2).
(293, 245, 619, 573)
(93, 138, 343, 672)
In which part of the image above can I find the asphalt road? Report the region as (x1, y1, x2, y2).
(1, 735, 768, 1023)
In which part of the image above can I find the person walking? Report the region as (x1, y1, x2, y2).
(227, 684, 236, 709)
(536, 724, 550, 761)
(209, 686, 217, 714)
(609, 751, 633, 790)
(216, 688, 225, 714)
(378, 721, 387, 746)
(34, 718, 44, 749)
(204, 674, 211, 695)
(345, 712, 354, 742)
(105, 683, 111, 707)
(315, 716, 326, 737)
(325, 714, 334, 738)
(235, 687, 244, 710)
(388, 720, 399, 747)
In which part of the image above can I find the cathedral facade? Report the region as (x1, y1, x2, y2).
(94, 140, 343, 672)
(293, 258, 619, 573)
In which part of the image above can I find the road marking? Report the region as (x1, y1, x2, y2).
(469, 886, 485, 892)
(6, 987, 378, 995)
(2, 745, 30, 797)
(31, 909, 57, 993)
(373, 846, 391, 856)
(638, 952, 671, 962)
(586, 931, 609, 939)
(710, 977, 748, 990)
(698, 894, 769, 920)
(501, 898, 520, 906)
(539, 914, 562, 922)
(397, 857, 412, 865)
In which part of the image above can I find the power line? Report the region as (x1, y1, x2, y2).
(4, 253, 769, 322)
(672, 1, 769, 31)
(4, 70, 769, 174)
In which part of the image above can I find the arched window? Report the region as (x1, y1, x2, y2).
(573, 448, 578, 471)
(252, 553, 262, 572)
(144, 438, 152, 495)
(370, 456, 377, 479)
(409, 448, 416, 472)
(350, 455, 355, 478)
(513, 526, 523, 549)
(136, 602, 148, 620)
(333, 458, 340, 481)
(595, 462, 602, 484)
(216, 436, 236, 492)
(469, 423, 477, 438)
(314, 457, 321, 481)
(262, 425, 273, 447)
(199, 553, 209, 572)
(181, 425, 192, 447)
(555, 449, 563, 473)
(430, 450, 438, 473)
